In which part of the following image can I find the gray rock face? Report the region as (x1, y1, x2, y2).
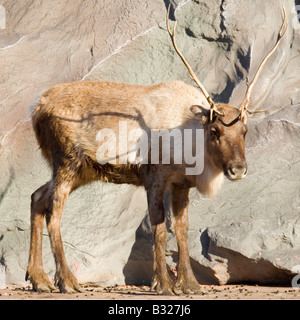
(0, 0, 300, 287)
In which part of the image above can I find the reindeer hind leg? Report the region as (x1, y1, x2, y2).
(26, 181, 56, 292)
(45, 164, 81, 293)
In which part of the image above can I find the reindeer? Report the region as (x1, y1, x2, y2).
(26, 6, 287, 294)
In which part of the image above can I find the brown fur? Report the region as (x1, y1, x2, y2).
(26, 80, 247, 294)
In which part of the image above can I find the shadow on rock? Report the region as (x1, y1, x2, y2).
(123, 218, 219, 286)
(123, 218, 154, 286)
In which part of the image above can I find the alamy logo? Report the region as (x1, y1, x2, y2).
(0, 6, 5, 30)
(95, 121, 205, 175)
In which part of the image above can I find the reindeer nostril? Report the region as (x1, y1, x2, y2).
(229, 166, 235, 176)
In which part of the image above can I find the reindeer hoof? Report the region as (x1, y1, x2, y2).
(151, 275, 181, 296)
(55, 270, 81, 293)
(175, 278, 203, 295)
(26, 268, 55, 293)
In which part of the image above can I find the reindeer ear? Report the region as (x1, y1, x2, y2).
(190, 105, 210, 125)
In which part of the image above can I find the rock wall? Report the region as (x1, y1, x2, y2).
(0, 0, 300, 287)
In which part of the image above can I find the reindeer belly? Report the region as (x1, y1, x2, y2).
(81, 157, 143, 186)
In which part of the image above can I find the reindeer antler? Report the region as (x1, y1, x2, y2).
(239, 7, 288, 120)
(166, 4, 223, 121)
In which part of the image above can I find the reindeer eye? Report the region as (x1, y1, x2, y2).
(210, 127, 220, 141)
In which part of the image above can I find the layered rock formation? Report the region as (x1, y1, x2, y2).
(0, 0, 300, 288)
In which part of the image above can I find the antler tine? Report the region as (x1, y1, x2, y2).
(240, 7, 288, 117)
(166, 4, 222, 121)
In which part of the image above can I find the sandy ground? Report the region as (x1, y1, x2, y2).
(0, 284, 299, 300)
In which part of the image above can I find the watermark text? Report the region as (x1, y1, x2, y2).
(95, 121, 204, 175)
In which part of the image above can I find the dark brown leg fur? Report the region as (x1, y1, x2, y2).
(146, 183, 179, 295)
(27, 163, 82, 293)
(26, 181, 55, 292)
(172, 188, 202, 294)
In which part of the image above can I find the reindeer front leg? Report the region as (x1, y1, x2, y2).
(146, 187, 178, 295)
(172, 188, 202, 294)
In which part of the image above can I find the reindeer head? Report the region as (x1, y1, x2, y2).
(167, 5, 287, 181)
(190, 103, 247, 180)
